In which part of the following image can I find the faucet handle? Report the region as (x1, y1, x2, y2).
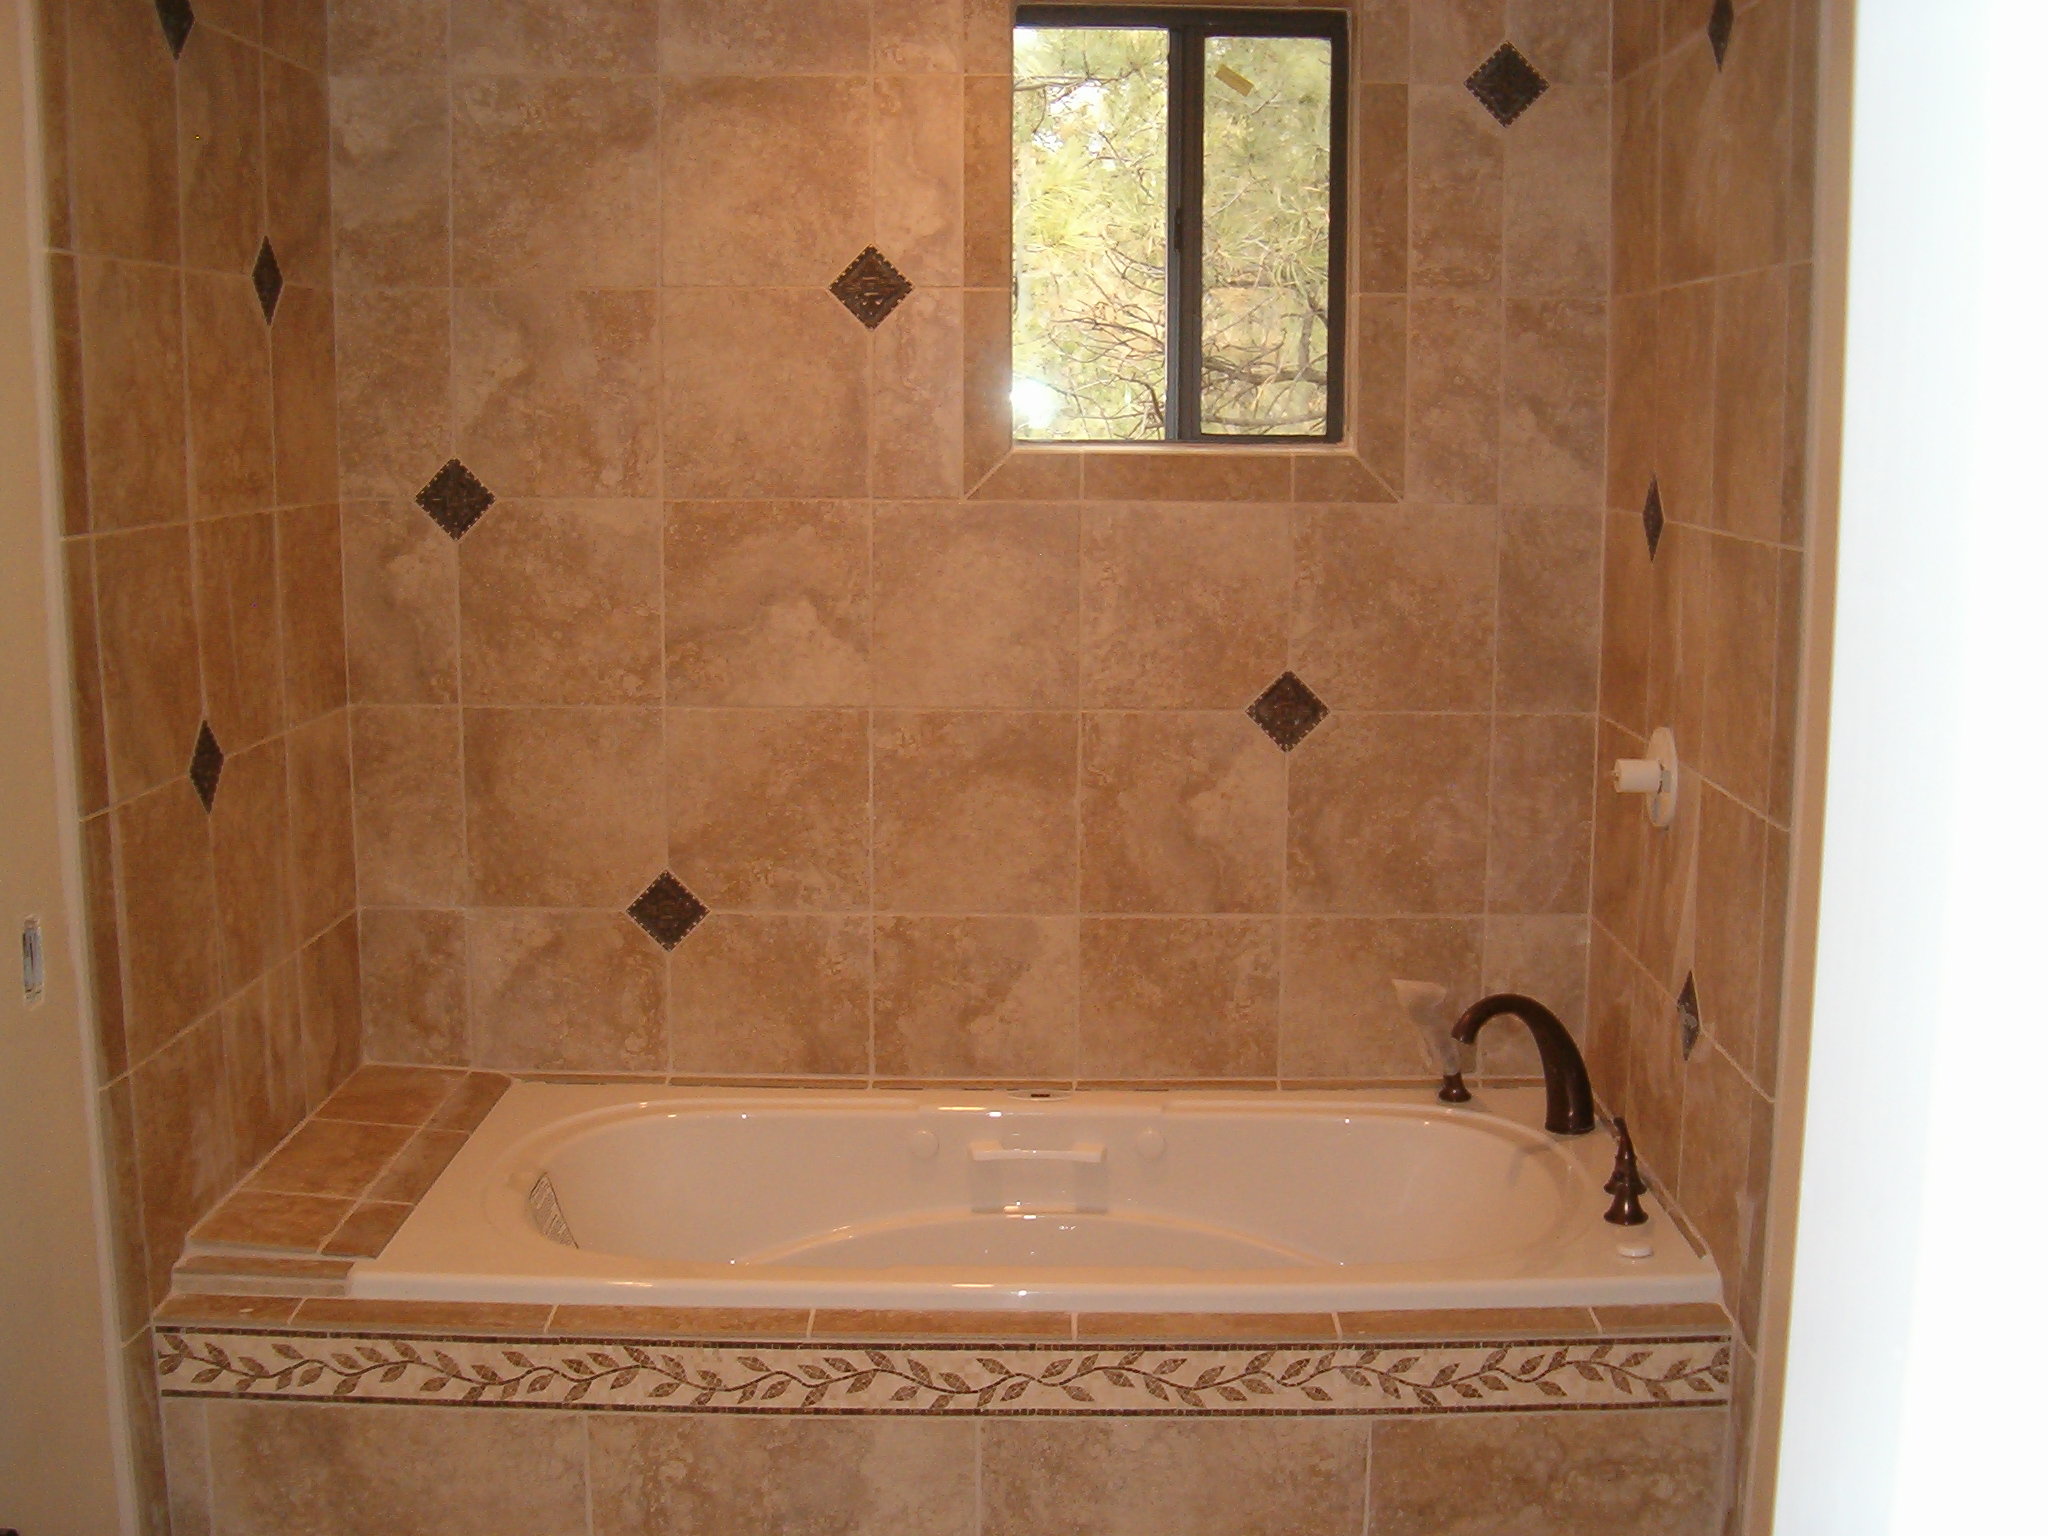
(1603, 1116, 1650, 1226)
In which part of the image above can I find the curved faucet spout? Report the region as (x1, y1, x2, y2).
(1449, 993, 1596, 1136)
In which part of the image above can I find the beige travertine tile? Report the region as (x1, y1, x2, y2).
(1781, 263, 1814, 546)
(663, 76, 870, 286)
(33, 0, 70, 250)
(873, 916, 1078, 1080)
(463, 706, 663, 906)
(288, 1296, 553, 1330)
(872, 288, 965, 499)
(1695, 782, 1768, 1077)
(665, 500, 868, 706)
(452, 76, 658, 287)
(248, 1116, 413, 1198)
(1502, 298, 1605, 505)
(1288, 714, 1491, 915)
(1410, 86, 1501, 291)
(1080, 713, 1284, 914)
(873, 503, 1077, 709)
(1407, 294, 1500, 505)
(1369, 1409, 1725, 1535)
(1590, 1299, 1732, 1334)
(670, 915, 870, 1077)
(336, 289, 450, 499)
(194, 513, 282, 754)
(872, 0, 965, 74)
(1644, 520, 1709, 767)
(1338, 1305, 1602, 1339)
(1292, 505, 1496, 712)
(1280, 917, 1481, 1079)
(176, 24, 263, 274)
(1292, 453, 1394, 505)
(322, 1199, 412, 1257)
(185, 270, 276, 518)
(1078, 918, 1280, 1080)
(359, 907, 469, 1065)
(460, 499, 663, 703)
(171, 1250, 351, 1289)
(286, 712, 357, 944)
(1073, 452, 1290, 506)
(98, 1077, 152, 1331)
(319, 1062, 460, 1125)
(224, 965, 308, 1173)
(47, 256, 88, 535)
(341, 499, 460, 705)
(207, 1401, 586, 1536)
(1409, 0, 1504, 84)
(449, 0, 657, 71)
(210, 740, 294, 991)
(972, 450, 1079, 503)
(875, 74, 962, 286)
(1625, 955, 1687, 1180)
(1496, 507, 1601, 713)
(1712, 266, 1789, 543)
(874, 711, 1078, 914)
(428, 1069, 511, 1131)
(367, 1127, 469, 1202)
(658, 0, 870, 74)
(962, 287, 1010, 490)
(263, 0, 328, 69)
(115, 781, 222, 1062)
(663, 289, 869, 499)
(1479, 913, 1590, 1076)
(67, 0, 180, 263)
(1584, 921, 1631, 1105)
(982, 1419, 1368, 1536)
(1713, 0, 1791, 276)
(1607, 289, 1655, 511)
(79, 815, 126, 1079)
(1737, 1078, 1776, 1341)
(264, 57, 332, 288)
(132, 1017, 236, 1300)
(453, 290, 660, 499)
(813, 1307, 1071, 1339)
(1678, 1036, 1753, 1301)
(77, 257, 187, 528)
(156, 1292, 303, 1323)
(471, 910, 667, 1074)
(1352, 84, 1408, 294)
(1768, 548, 1802, 824)
(190, 1186, 350, 1250)
(1510, 0, 1610, 85)
(963, 73, 1011, 287)
(1075, 1312, 1338, 1342)
(351, 707, 463, 906)
(1350, 295, 1408, 497)
(1611, 68, 1657, 296)
(589, 1416, 975, 1536)
(297, 914, 362, 1104)
(668, 708, 868, 911)
(1487, 713, 1594, 914)
(271, 287, 341, 506)
(1612, 0, 1659, 79)
(1699, 531, 1778, 808)
(549, 1304, 811, 1338)
(1657, 35, 1718, 287)
(330, 73, 449, 288)
(1081, 504, 1289, 710)
(331, 0, 450, 73)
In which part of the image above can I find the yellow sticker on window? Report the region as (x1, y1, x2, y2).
(1215, 63, 1255, 96)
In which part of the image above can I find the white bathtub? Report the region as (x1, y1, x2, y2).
(353, 1083, 1720, 1312)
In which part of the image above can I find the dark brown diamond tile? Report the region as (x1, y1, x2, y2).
(1465, 42, 1549, 128)
(415, 459, 495, 542)
(156, 0, 194, 57)
(1709, 0, 1735, 68)
(1677, 970, 1701, 1058)
(628, 871, 707, 952)
(1643, 478, 1665, 560)
(1247, 671, 1329, 752)
(190, 721, 224, 812)
(830, 246, 914, 330)
(252, 238, 283, 326)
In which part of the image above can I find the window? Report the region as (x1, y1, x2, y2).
(1012, 7, 1348, 443)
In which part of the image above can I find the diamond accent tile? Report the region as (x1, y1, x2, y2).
(1642, 478, 1665, 560)
(830, 246, 914, 330)
(628, 872, 708, 952)
(155, 0, 194, 57)
(1465, 42, 1549, 128)
(1247, 672, 1329, 752)
(252, 238, 283, 325)
(1677, 972, 1702, 1059)
(189, 721, 224, 812)
(1708, 0, 1735, 68)
(415, 459, 496, 541)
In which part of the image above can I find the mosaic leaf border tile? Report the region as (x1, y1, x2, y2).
(158, 1330, 1730, 1416)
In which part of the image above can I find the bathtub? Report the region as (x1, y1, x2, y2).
(353, 1083, 1720, 1312)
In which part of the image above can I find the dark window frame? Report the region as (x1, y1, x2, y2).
(1015, 4, 1351, 443)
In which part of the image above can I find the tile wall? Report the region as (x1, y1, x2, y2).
(332, 0, 1617, 1092)
(1589, 0, 1818, 1518)
(36, 0, 355, 1523)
